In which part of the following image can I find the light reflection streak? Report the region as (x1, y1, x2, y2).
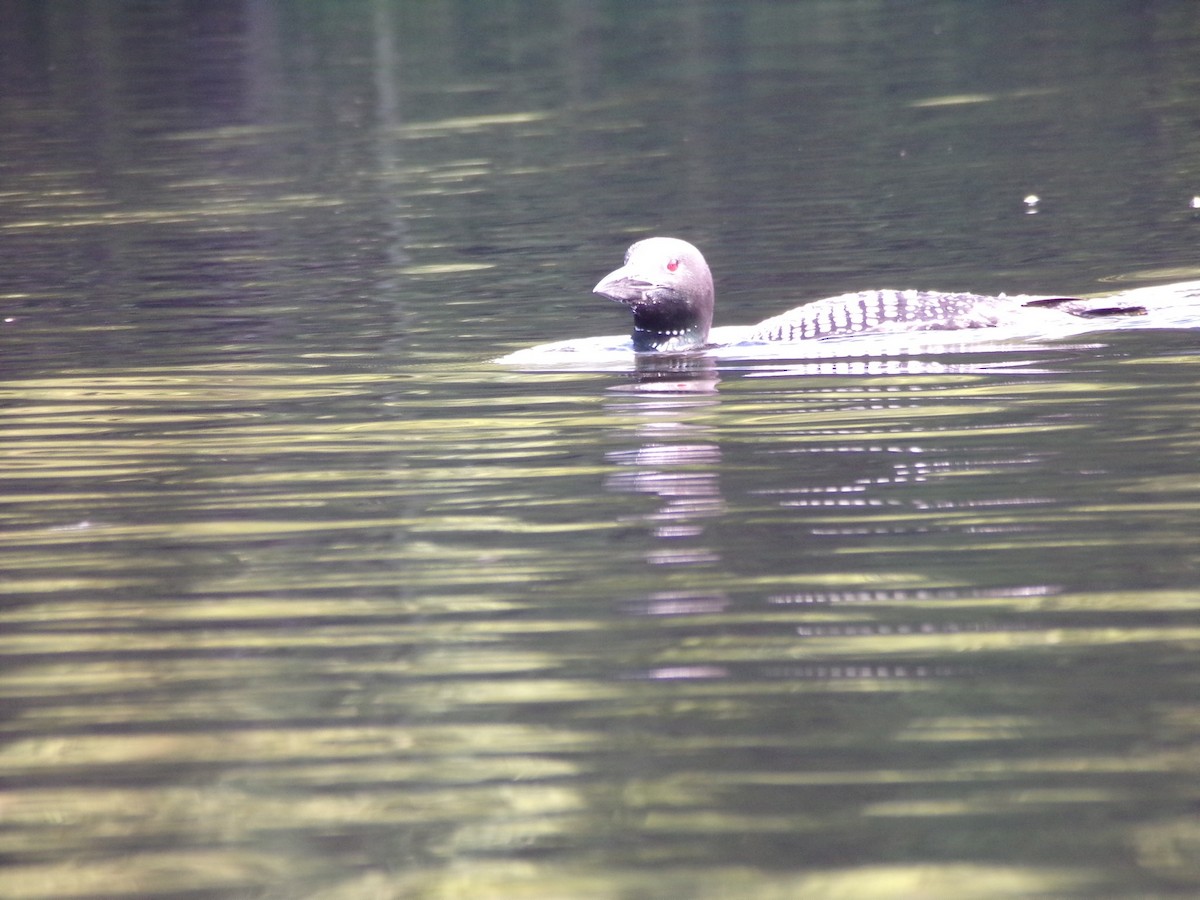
(768, 584, 1061, 605)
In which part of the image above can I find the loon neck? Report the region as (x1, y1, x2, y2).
(630, 301, 710, 353)
(632, 323, 707, 353)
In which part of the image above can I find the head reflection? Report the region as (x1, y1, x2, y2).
(604, 379, 728, 621)
(610, 351, 720, 394)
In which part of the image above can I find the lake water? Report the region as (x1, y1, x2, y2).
(4, 2, 1200, 898)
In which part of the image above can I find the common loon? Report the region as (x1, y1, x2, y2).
(595, 237, 1147, 353)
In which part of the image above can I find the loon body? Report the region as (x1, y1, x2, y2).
(496, 237, 1200, 366)
(593, 237, 1146, 353)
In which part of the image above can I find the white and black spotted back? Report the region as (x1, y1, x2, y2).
(747, 290, 1008, 342)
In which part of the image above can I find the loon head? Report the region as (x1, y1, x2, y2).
(593, 237, 714, 353)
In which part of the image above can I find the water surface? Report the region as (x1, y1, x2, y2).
(4, 2, 1200, 898)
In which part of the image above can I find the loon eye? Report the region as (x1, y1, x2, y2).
(666, 258, 680, 272)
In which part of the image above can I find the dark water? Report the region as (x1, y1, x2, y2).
(4, 1, 1200, 897)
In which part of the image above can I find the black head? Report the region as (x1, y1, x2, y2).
(593, 237, 715, 352)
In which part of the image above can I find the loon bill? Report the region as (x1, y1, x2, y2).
(592, 236, 1148, 353)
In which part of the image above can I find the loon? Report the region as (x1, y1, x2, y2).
(595, 237, 1148, 353)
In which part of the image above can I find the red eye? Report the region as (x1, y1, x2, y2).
(666, 258, 680, 272)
